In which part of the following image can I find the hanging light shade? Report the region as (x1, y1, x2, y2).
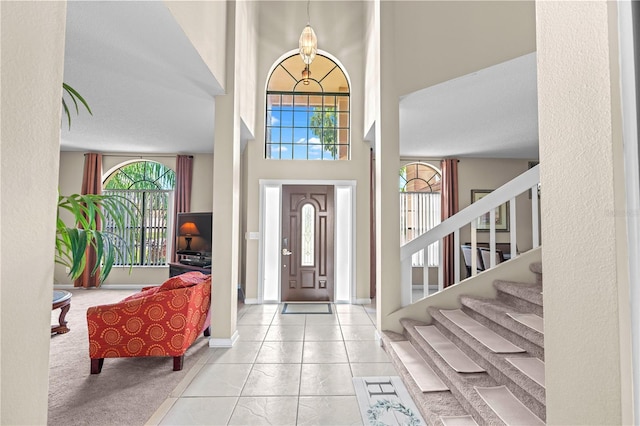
(299, 24, 317, 65)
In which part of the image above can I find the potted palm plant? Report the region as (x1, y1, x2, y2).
(57, 84, 137, 283)
(56, 193, 136, 283)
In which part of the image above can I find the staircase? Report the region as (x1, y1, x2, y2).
(382, 262, 545, 425)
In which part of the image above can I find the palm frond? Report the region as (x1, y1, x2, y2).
(62, 83, 92, 130)
(56, 192, 139, 283)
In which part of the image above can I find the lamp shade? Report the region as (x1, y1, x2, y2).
(299, 24, 317, 65)
(179, 221, 200, 236)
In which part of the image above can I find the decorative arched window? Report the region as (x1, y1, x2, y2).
(399, 162, 442, 268)
(103, 161, 176, 266)
(300, 203, 315, 266)
(266, 53, 350, 160)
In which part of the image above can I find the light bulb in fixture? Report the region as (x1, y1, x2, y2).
(302, 65, 311, 85)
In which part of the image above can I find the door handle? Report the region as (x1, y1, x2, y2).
(282, 249, 292, 256)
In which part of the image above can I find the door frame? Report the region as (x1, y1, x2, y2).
(258, 179, 356, 304)
(618, 2, 640, 421)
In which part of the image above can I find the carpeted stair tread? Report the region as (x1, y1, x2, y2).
(440, 309, 525, 354)
(440, 415, 479, 426)
(506, 357, 545, 388)
(475, 385, 544, 426)
(382, 331, 471, 424)
(389, 341, 449, 392)
(530, 262, 543, 286)
(415, 325, 485, 373)
(507, 313, 544, 334)
(493, 280, 543, 312)
(399, 319, 508, 425)
(459, 296, 544, 354)
(425, 310, 546, 416)
(529, 262, 542, 275)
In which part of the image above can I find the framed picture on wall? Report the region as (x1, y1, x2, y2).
(471, 189, 510, 232)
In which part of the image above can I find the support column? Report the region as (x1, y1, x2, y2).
(1, 2, 66, 423)
(536, 1, 633, 423)
(210, 3, 240, 347)
(375, 1, 402, 333)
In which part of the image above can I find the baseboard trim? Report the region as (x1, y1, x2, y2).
(53, 284, 147, 291)
(208, 330, 239, 348)
(374, 329, 383, 346)
(243, 298, 261, 305)
(354, 298, 372, 305)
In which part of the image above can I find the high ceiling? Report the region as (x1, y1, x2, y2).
(400, 53, 539, 159)
(61, 2, 538, 159)
(61, 1, 222, 154)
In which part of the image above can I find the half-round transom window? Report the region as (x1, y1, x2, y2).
(399, 162, 441, 193)
(266, 54, 350, 160)
(104, 161, 176, 190)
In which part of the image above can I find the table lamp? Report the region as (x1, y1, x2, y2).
(179, 221, 200, 251)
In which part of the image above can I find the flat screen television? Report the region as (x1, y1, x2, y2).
(175, 212, 212, 259)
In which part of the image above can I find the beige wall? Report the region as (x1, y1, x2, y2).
(1, 2, 67, 423)
(457, 158, 537, 252)
(236, 0, 258, 137)
(242, 1, 370, 303)
(363, 0, 377, 137)
(165, 0, 227, 92)
(393, 1, 536, 97)
(536, 1, 633, 423)
(55, 152, 214, 286)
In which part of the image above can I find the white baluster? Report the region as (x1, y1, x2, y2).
(489, 208, 496, 268)
(454, 229, 460, 284)
(510, 197, 517, 259)
(532, 184, 540, 248)
(438, 240, 444, 292)
(471, 220, 478, 276)
(401, 257, 412, 306)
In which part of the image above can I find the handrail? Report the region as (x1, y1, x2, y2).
(400, 165, 540, 306)
(401, 165, 539, 260)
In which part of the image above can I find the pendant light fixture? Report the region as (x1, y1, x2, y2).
(298, 0, 317, 66)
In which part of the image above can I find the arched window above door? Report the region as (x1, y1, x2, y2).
(266, 53, 350, 160)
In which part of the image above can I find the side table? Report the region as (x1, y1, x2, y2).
(52, 290, 72, 334)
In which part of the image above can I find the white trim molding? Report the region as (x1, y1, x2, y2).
(208, 330, 239, 348)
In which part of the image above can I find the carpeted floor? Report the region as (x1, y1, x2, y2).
(48, 287, 211, 426)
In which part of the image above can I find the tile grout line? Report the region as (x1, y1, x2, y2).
(226, 305, 274, 424)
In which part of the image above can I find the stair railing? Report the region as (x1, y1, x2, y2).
(400, 165, 540, 306)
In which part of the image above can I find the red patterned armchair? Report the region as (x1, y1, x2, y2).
(86, 272, 211, 374)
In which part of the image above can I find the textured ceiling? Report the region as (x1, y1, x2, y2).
(61, 1, 222, 154)
(61, 2, 538, 160)
(400, 53, 539, 159)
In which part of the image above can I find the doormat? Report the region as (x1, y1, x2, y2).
(281, 303, 332, 314)
(353, 376, 425, 426)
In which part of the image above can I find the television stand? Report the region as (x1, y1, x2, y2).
(168, 262, 211, 277)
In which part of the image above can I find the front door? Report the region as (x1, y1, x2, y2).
(281, 185, 334, 301)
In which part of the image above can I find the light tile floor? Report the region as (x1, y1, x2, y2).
(147, 303, 399, 426)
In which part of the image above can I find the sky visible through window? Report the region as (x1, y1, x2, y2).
(268, 106, 326, 160)
(266, 94, 349, 160)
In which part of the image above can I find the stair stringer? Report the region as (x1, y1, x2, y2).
(384, 248, 542, 334)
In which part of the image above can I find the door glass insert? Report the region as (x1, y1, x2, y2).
(301, 204, 315, 266)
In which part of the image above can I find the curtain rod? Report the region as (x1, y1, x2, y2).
(97, 153, 193, 158)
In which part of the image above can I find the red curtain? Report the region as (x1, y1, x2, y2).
(75, 153, 102, 288)
(172, 155, 194, 262)
(441, 158, 459, 288)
